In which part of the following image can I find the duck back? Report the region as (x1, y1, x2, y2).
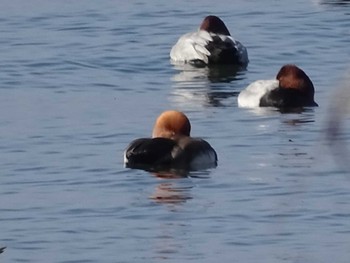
(124, 138, 177, 169)
(260, 87, 318, 107)
(206, 36, 241, 65)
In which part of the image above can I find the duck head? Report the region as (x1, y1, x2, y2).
(152, 110, 191, 139)
(199, 15, 231, 36)
(276, 64, 316, 103)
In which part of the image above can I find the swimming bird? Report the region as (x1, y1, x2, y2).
(170, 15, 248, 67)
(238, 64, 318, 108)
(124, 110, 217, 171)
(0, 247, 6, 254)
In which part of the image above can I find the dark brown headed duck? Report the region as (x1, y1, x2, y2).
(238, 64, 318, 108)
(170, 15, 248, 67)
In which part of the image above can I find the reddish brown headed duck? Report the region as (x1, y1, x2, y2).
(124, 111, 217, 171)
(238, 64, 318, 108)
(170, 15, 248, 67)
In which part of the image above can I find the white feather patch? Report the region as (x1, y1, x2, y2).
(170, 30, 213, 63)
(238, 79, 279, 108)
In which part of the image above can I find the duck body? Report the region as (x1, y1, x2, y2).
(170, 16, 248, 67)
(238, 79, 279, 108)
(238, 65, 318, 108)
(124, 136, 217, 171)
(259, 86, 318, 107)
(124, 111, 217, 171)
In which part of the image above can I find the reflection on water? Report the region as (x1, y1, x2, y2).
(171, 63, 245, 84)
(150, 169, 189, 179)
(150, 182, 193, 205)
(282, 117, 314, 126)
(241, 105, 317, 117)
(170, 63, 246, 108)
(280, 109, 316, 125)
(149, 169, 212, 206)
(152, 220, 190, 261)
(278, 107, 315, 115)
(171, 86, 239, 108)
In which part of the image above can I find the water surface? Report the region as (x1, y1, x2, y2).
(1, 0, 350, 262)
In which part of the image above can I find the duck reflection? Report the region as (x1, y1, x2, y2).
(171, 63, 243, 83)
(149, 169, 211, 206)
(150, 172, 191, 206)
(242, 105, 317, 117)
(171, 63, 246, 108)
(281, 112, 316, 126)
(150, 181, 193, 205)
(152, 219, 189, 260)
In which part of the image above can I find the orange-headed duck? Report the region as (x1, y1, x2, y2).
(124, 110, 217, 171)
(170, 15, 248, 67)
(238, 64, 318, 108)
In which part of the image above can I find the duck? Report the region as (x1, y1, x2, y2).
(238, 64, 318, 108)
(170, 15, 248, 67)
(124, 110, 217, 171)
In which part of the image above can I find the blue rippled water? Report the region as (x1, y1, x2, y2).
(1, 0, 350, 262)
